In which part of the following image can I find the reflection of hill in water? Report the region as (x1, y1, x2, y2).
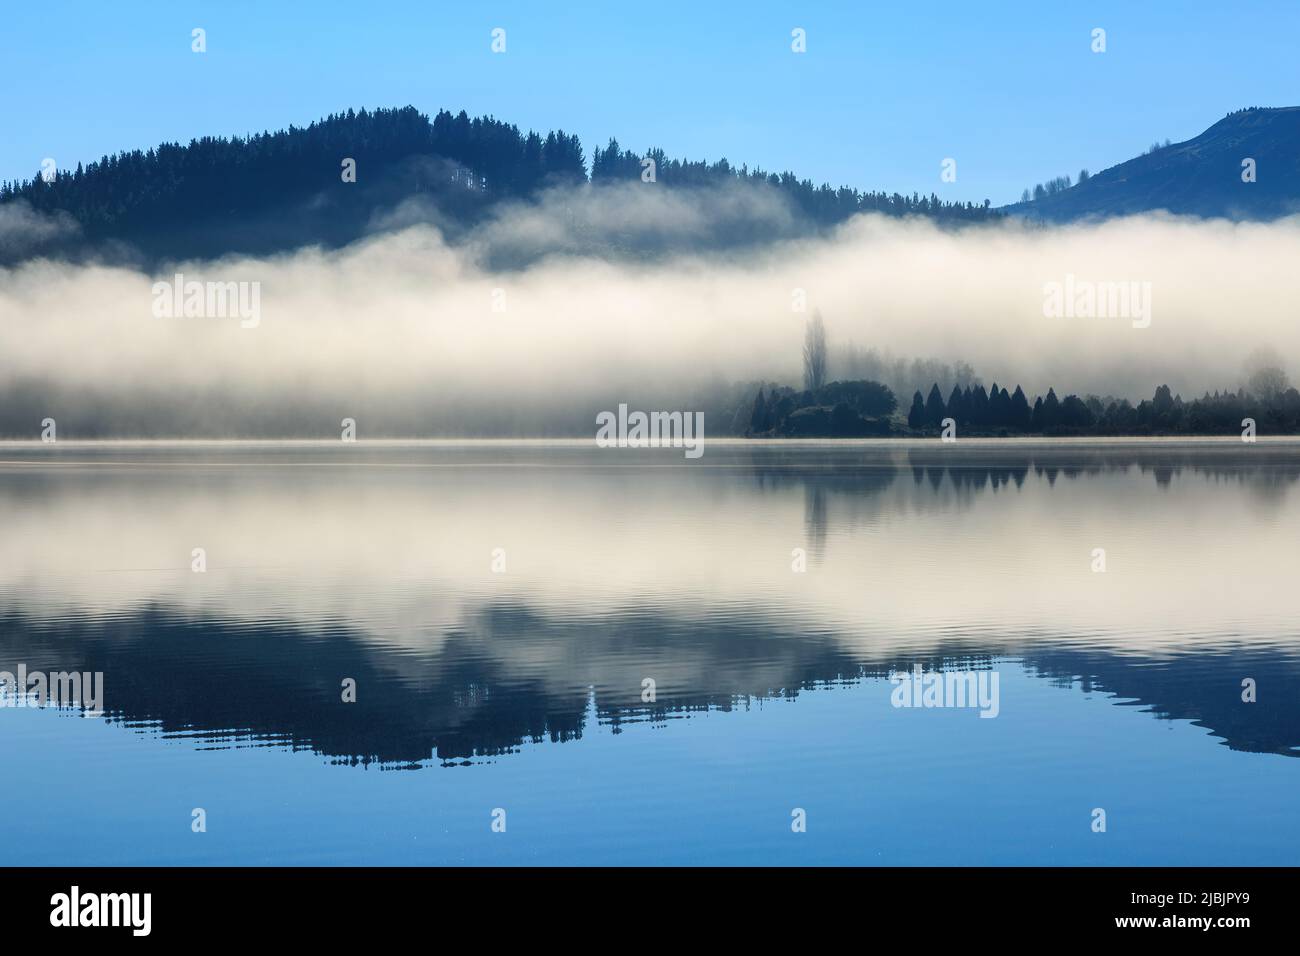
(0, 605, 866, 766)
(1021, 644, 1300, 758)
(3, 601, 1296, 766)
(4, 441, 1298, 765)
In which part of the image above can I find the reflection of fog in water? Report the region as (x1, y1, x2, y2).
(803, 485, 828, 562)
(2, 439, 1300, 765)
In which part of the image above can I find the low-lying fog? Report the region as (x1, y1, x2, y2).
(2, 183, 1298, 437)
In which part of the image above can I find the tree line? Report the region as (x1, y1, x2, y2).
(591, 138, 999, 223)
(907, 381, 1300, 436)
(733, 377, 1300, 439)
(743, 314, 1300, 438)
(1018, 170, 1088, 204)
(1, 105, 1003, 254)
(1, 106, 587, 243)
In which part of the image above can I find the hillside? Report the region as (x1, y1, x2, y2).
(1005, 106, 1300, 222)
(0, 106, 998, 266)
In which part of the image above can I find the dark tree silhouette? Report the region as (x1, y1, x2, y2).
(1038, 388, 1062, 429)
(749, 386, 770, 435)
(908, 391, 926, 430)
(969, 384, 990, 428)
(0, 105, 1003, 265)
(1010, 385, 1032, 430)
(803, 312, 828, 393)
(924, 383, 946, 428)
(947, 385, 965, 424)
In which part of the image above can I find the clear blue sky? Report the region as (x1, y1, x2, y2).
(4, 0, 1297, 205)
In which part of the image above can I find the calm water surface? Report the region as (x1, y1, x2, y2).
(1, 439, 1298, 865)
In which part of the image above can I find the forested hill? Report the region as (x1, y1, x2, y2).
(0, 105, 998, 265)
(1005, 106, 1300, 222)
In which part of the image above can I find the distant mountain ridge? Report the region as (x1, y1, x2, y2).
(9, 105, 1289, 266)
(0, 105, 997, 266)
(1005, 106, 1300, 221)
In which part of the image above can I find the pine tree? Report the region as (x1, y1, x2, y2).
(924, 383, 946, 428)
(749, 387, 769, 435)
(803, 312, 828, 393)
(1040, 388, 1061, 429)
(969, 384, 990, 428)
(907, 391, 926, 430)
(1010, 385, 1031, 430)
(987, 382, 1004, 427)
(947, 384, 965, 425)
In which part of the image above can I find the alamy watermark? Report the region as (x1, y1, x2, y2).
(151, 273, 261, 328)
(50, 886, 150, 936)
(1, 664, 104, 716)
(595, 404, 705, 459)
(1043, 274, 1151, 329)
(889, 665, 1000, 718)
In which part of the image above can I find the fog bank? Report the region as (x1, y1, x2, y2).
(2, 186, 1298, 437)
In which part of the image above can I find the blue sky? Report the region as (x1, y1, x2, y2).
(4, 0, 1297, 205)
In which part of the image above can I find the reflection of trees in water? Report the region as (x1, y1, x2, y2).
(911, 461, 1029, 507)
(746, 445, 1300, 535)
(902, 444, 1300, 502)
(1021, 643, 1300, 759)
(0, 605, 867, 767)
(804, 485, 827, 562)
(3, 600, 1297, 767)
(3, 442, 1296, 768)
(733, 443, 1300, 548)
(899, 447, 1300, 494)
(743, 442, 1300, 502)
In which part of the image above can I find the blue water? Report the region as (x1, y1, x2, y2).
(1, 440, 1298, 864)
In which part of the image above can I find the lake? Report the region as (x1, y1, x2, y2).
(1, 439, 1298, 865)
